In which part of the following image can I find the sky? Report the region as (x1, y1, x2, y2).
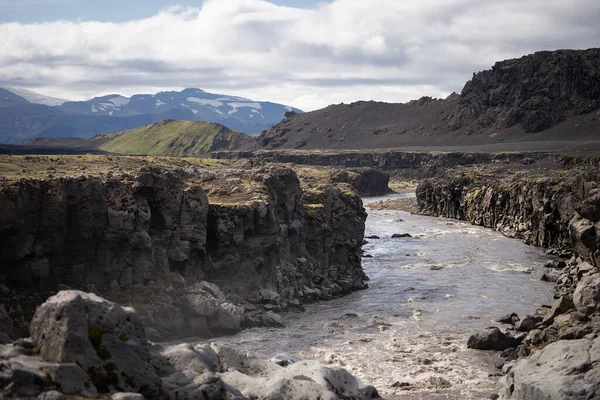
(0, 0, 599, 111)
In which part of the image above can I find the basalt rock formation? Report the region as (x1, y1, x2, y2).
(0, 290, 380, 399)
(253, 49, 600, 150)
(0, 156, 368, 341)
(416, 168, 600, 253)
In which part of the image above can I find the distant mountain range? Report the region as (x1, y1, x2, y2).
(0, 87, 301, 144)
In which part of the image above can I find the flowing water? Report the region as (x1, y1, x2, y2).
(204, 194, 555, 399)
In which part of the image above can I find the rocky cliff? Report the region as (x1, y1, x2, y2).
(448, 49, 600, 134)
(0, 155, 368, 341)
(416, 168, 600, 253)
(215, 149, 600, 181)
(496, 182, 600, 400)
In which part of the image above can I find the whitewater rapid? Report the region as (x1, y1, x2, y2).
(203, 194, 555, 399)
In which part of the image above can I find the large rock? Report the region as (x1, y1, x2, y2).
(213, 343, 380, 400)
(569, 215, 597, 261)
(498, 337, 600, 399)
(30, 291, 162, 397)
(575, 192, 600, 223)
(467, 327, 521, 351)
(573, 274, 600, 315)
(5, 286, 382, 400)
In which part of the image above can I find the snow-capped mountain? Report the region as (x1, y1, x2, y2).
(6, 87, 69, 106)
(0, 87, 301, 143)
(59, 88, 302, 135)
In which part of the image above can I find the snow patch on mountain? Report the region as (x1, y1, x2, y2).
(187, 97, 224, 107)
(107, 95, 130, 107)
(7, 87, 69, 106)
(227, 102, 262, 115)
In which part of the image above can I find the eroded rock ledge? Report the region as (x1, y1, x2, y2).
(213, 149, 600, 180)
(0, 156, 368, 341)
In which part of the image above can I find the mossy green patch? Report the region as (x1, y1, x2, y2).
(87, 366, 119, 394)
(104, 362, 118, 372)
(93, 120, 250, 157)
(305, 204, 325, 221)
(88, 326, 103, 347)
(88, 325, 111, 360)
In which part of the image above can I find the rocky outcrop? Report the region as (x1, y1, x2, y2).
(330, 168, 390, 197)
(0, 291, 380, 399)
(448, 49, 600, 133)
(498, 337, 600, 400)
(0, 163, 368, 340)
(467, 327, 522, 351)
(416, 170, 600, 252)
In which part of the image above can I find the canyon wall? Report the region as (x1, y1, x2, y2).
(497, 182, 600, 400)
(416, 170, 600, 253)
(0, 163, 368, 340)
(214, 149, 600, 180)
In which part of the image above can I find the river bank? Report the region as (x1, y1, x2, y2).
(415, 166, 600, 399)
(198, 196, 556, 399)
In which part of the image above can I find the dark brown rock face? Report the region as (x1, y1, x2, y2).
(204, 166, 367, 305)
(0, 166, 209, 290)
(449, 49, 600, 133)
(0, 165, 368, 340)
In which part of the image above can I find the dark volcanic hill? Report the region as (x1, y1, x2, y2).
(257, 48, 600, 150)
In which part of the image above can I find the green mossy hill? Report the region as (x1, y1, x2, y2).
(90, 120, 253, 157)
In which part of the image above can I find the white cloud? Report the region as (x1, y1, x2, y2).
(0, 0, 598, 111)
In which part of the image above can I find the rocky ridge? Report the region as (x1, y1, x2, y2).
(253, 49, 600, 150)
(0, 155, 370, 341)
(214, 149, 600, 181)
(0, 290, 380, 399)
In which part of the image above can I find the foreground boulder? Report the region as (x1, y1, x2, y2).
(30, 291, 161, 396)
(498, 337, 600, 400)
(1, 290, 380, 399)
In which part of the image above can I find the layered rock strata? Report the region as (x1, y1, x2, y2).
(416, 168, 600, 252)
(0, 158, 368, 340)
(214, 149, 600, 180)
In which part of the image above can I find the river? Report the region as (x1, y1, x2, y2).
(205, 193, 555, 399)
